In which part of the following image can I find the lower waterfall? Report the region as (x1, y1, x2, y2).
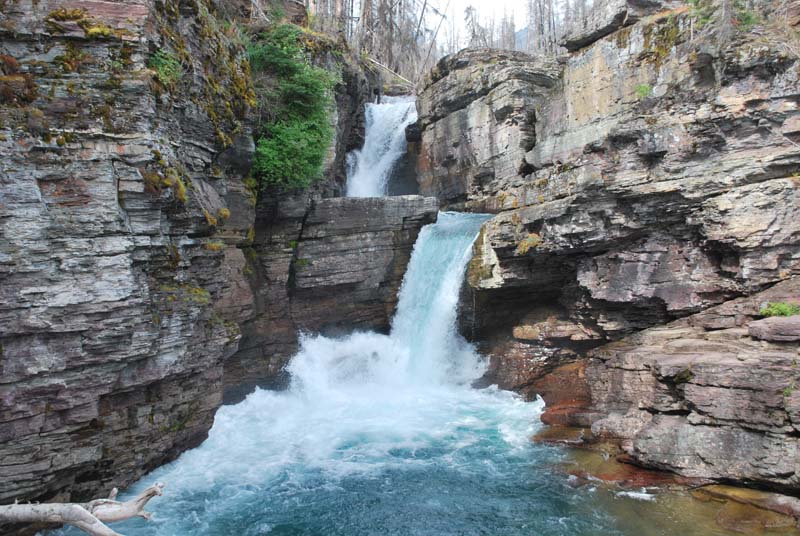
(52, 213, 730, 536)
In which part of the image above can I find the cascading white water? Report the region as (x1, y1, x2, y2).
(345, 96, 417, 197)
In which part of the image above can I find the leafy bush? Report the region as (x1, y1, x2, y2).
(687, 0, 715, 27)
(148, 50, 182, 88)
(635, 84, 652, 99)
(248, 24, 336, 190)
(759, 302, 800, 317)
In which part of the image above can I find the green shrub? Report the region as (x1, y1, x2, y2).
(759, 302, 800, 317)
(248, 24, 335, 190)
(148, 50, 182, 88)
(686, 0, 715, 27)
(733, 7, 759, 30)
(635, 84, 652, 99)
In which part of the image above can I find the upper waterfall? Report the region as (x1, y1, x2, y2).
(345, 96, 417, 197)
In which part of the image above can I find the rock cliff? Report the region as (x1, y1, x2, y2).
(0, 0, 434, 519)
(1, 0, 256, 507)
(225, 194, 437, 394)
(415, 0, 800, 491)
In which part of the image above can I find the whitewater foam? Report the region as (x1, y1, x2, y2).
(345, 96, 417, 197)
(52, 212, 552, 536)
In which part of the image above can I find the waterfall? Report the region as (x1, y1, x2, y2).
(51, 213, 672, 536)
(345, 96, 417, 198)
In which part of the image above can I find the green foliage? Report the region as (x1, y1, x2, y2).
(635, 84, 653, 99)
(148, 50, 182, 88)
(248, 24, 336, 190)
(686, 0, 714, 27)
(733, 6, 759, 30)
(759, 302, 800, 317)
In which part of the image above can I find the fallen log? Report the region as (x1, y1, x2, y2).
(0, 482, 165, 536)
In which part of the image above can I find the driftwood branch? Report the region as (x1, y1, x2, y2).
(0, 482, 165, 536)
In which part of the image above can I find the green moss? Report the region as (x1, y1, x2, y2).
(641, 15, 682, 70)
(674, 368, 694, 384)
(760, 302, 800, 317)
(47, 9, 126, 39)
(56, 43, 91, 73)
(159, 284, 211, 305)
(47, 8, 87, 21)
(142, 164, 188, 204)
(148, 49, 182, 89)
(203, 209, 218, 226)
(516, 233, 542, 255)
(635, 84, 653, 99)
(81, 22, 115, 39)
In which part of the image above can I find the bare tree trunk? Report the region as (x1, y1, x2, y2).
(0, 483, 165, 536)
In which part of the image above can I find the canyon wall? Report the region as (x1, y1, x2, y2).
(1, 0, 256, 506)
(225, 194, 437, 395)
(415, 0, 800, 490)
(0, 0, 433, 516)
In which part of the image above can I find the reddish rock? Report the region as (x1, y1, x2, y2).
(748, 315, 800, 342)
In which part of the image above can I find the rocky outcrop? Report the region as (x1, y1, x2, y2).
(560, 0, 681, 52)
(0, 0, 255, 507)
(583, 279, 800, 492)
(225, 195, 438, 393)
(415, 49, 560, 208)
(423, 10, 800, 344)
(415, 2, 800, 491)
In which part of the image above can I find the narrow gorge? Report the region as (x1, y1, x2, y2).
(1, 0, 799, 534)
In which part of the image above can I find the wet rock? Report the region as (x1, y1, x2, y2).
(225, 195, 438, 394)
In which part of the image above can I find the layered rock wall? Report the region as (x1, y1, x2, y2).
(415, 0, 800, 489)
(0, 0, 256, 505)
(225, 195, 438, 393)
(0, 0, 428, 518)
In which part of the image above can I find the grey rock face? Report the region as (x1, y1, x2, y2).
(748, 316, 800, 342)
(432, 11, 800, 342)
(0, 0, 412, 520)
(0, 0, 255, 506)
(415, 3, 800, 489)
(586, 279, 800, 491)
(414, 49, 560, 208)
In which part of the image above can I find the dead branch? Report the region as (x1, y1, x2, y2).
(0, 482, 165, 536)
